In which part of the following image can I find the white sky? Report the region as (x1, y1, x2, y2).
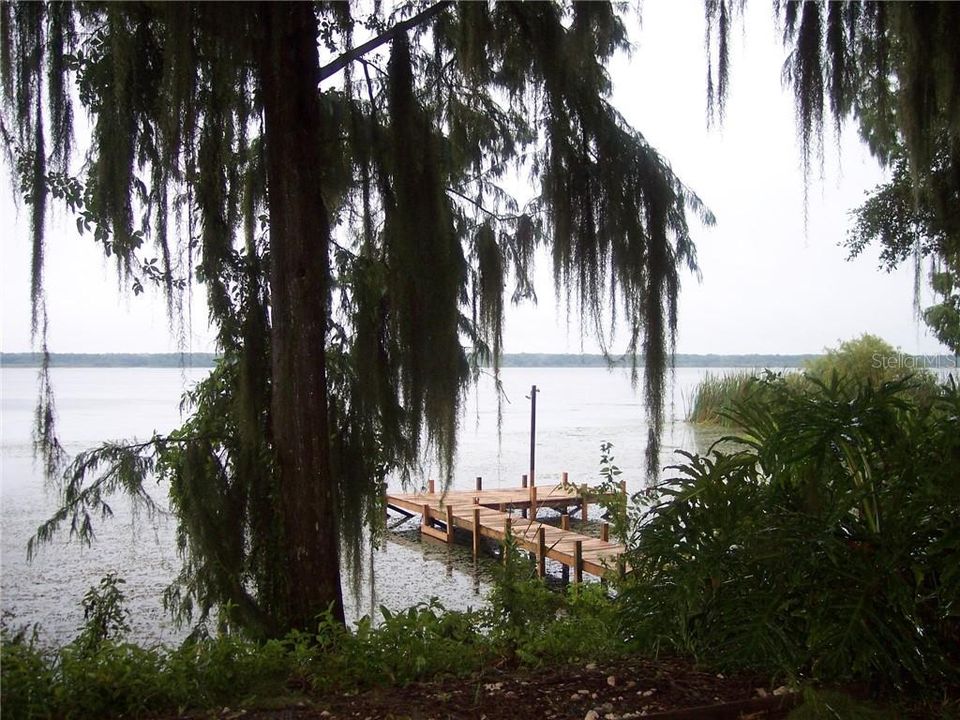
(0, 2, 949, 356)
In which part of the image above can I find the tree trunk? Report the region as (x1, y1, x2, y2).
(258, 2, 345, 630)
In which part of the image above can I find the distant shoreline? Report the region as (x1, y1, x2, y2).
(2, 351, 818, 369)
(4, 351, 955, 370)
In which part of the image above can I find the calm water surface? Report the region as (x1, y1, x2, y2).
(1, 365, 723, 646)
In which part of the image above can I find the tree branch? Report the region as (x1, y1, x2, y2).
(446, 187, 529, 223)
(318, 2, 451, 84)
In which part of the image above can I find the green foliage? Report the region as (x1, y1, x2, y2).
(687, 335, 943, 428)
(307, 601, 488, 691)
(803, 333, 925, 384)
(788, 689, 896, 720)
(483, 527, 623, 665)
(0, 624, 54, 720)
(621, 373, 960, 694)
(0, 564, 626, 719)
(590, 441, 629, 543)
(74, 573, 131, 656)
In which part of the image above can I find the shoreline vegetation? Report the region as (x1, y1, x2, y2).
(4, 351, 957, 369)
(687, 335, 958, 426)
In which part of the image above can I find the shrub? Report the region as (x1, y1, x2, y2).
(622, 373, 960, 695)
(0, 625, 54, 720)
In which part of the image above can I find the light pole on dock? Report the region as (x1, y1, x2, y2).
(527, 384, 539, 486)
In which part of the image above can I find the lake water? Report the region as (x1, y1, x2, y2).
(1, 365, 723, 646)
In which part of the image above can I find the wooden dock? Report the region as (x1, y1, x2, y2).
(385, 476, 628, 581)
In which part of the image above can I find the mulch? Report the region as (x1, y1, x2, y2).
(206, 656, 800, 720)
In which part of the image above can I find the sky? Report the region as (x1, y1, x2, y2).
(0, 2, 949, 357)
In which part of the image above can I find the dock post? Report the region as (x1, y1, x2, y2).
(521, 474, 528, 518)
(530, 484, 538, 518)
(528, 385, 538, 487)
(445, 504, 455, 543)
(561, 514, 570, 531)
(601, 522, 609, 542)
(620, 479, 627, 497)
(573, 540, 583, 584)
(428, 478, 435, 494)
(503, 516, 512, 565)
(476, 476, 482, 492)
(421, 503, 431, 527)
(472, 507, 481, 559)
(562, 471, 568, 487)
(580, 495, 588, 525)
(536, 526, 546, 577)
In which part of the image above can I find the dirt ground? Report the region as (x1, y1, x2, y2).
(201, 656, 800, 720)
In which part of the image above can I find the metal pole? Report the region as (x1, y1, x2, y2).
(528, 384, 539, 486)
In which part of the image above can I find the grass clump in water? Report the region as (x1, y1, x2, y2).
(686, 370, 768, 426)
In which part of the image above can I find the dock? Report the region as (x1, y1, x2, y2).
(385, 475, 628, 581)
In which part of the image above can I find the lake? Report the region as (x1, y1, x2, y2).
(1, 365, 725, 646)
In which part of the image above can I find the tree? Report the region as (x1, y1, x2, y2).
(846, 143, 960, 355)
(2, 2, 708, 636)
(707, 1, 960, 355)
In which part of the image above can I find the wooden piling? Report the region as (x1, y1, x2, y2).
(521, 474, 528, 518)
(601, 522, 609, 542)
(428, 478, 435, 494)
(561, 514, 570, 531)
(445, 504, 455, 543)
(420, 502, 447, 542)
(536, 526, 546, 577)
(562, 471, 568, 487)
(476, 476, 483, 492)
(472, 507, 481, 559)
(620, 479, 627, 497)
(580, 495, 588, 524)
(529, 484, 538, 518)
(503, 516, 512, 565)
(573, 540, 583, 583)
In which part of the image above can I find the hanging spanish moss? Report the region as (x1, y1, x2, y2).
(4, 1, 709, 636)
(706, 0, 960, 356)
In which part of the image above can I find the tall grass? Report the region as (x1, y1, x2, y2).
(686, 335, 946, 428)
(686, 370, 770, 426)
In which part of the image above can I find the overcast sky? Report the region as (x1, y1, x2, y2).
(0, 2, 949, 356)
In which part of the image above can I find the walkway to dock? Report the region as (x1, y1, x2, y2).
(385, 477, 628, 581)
